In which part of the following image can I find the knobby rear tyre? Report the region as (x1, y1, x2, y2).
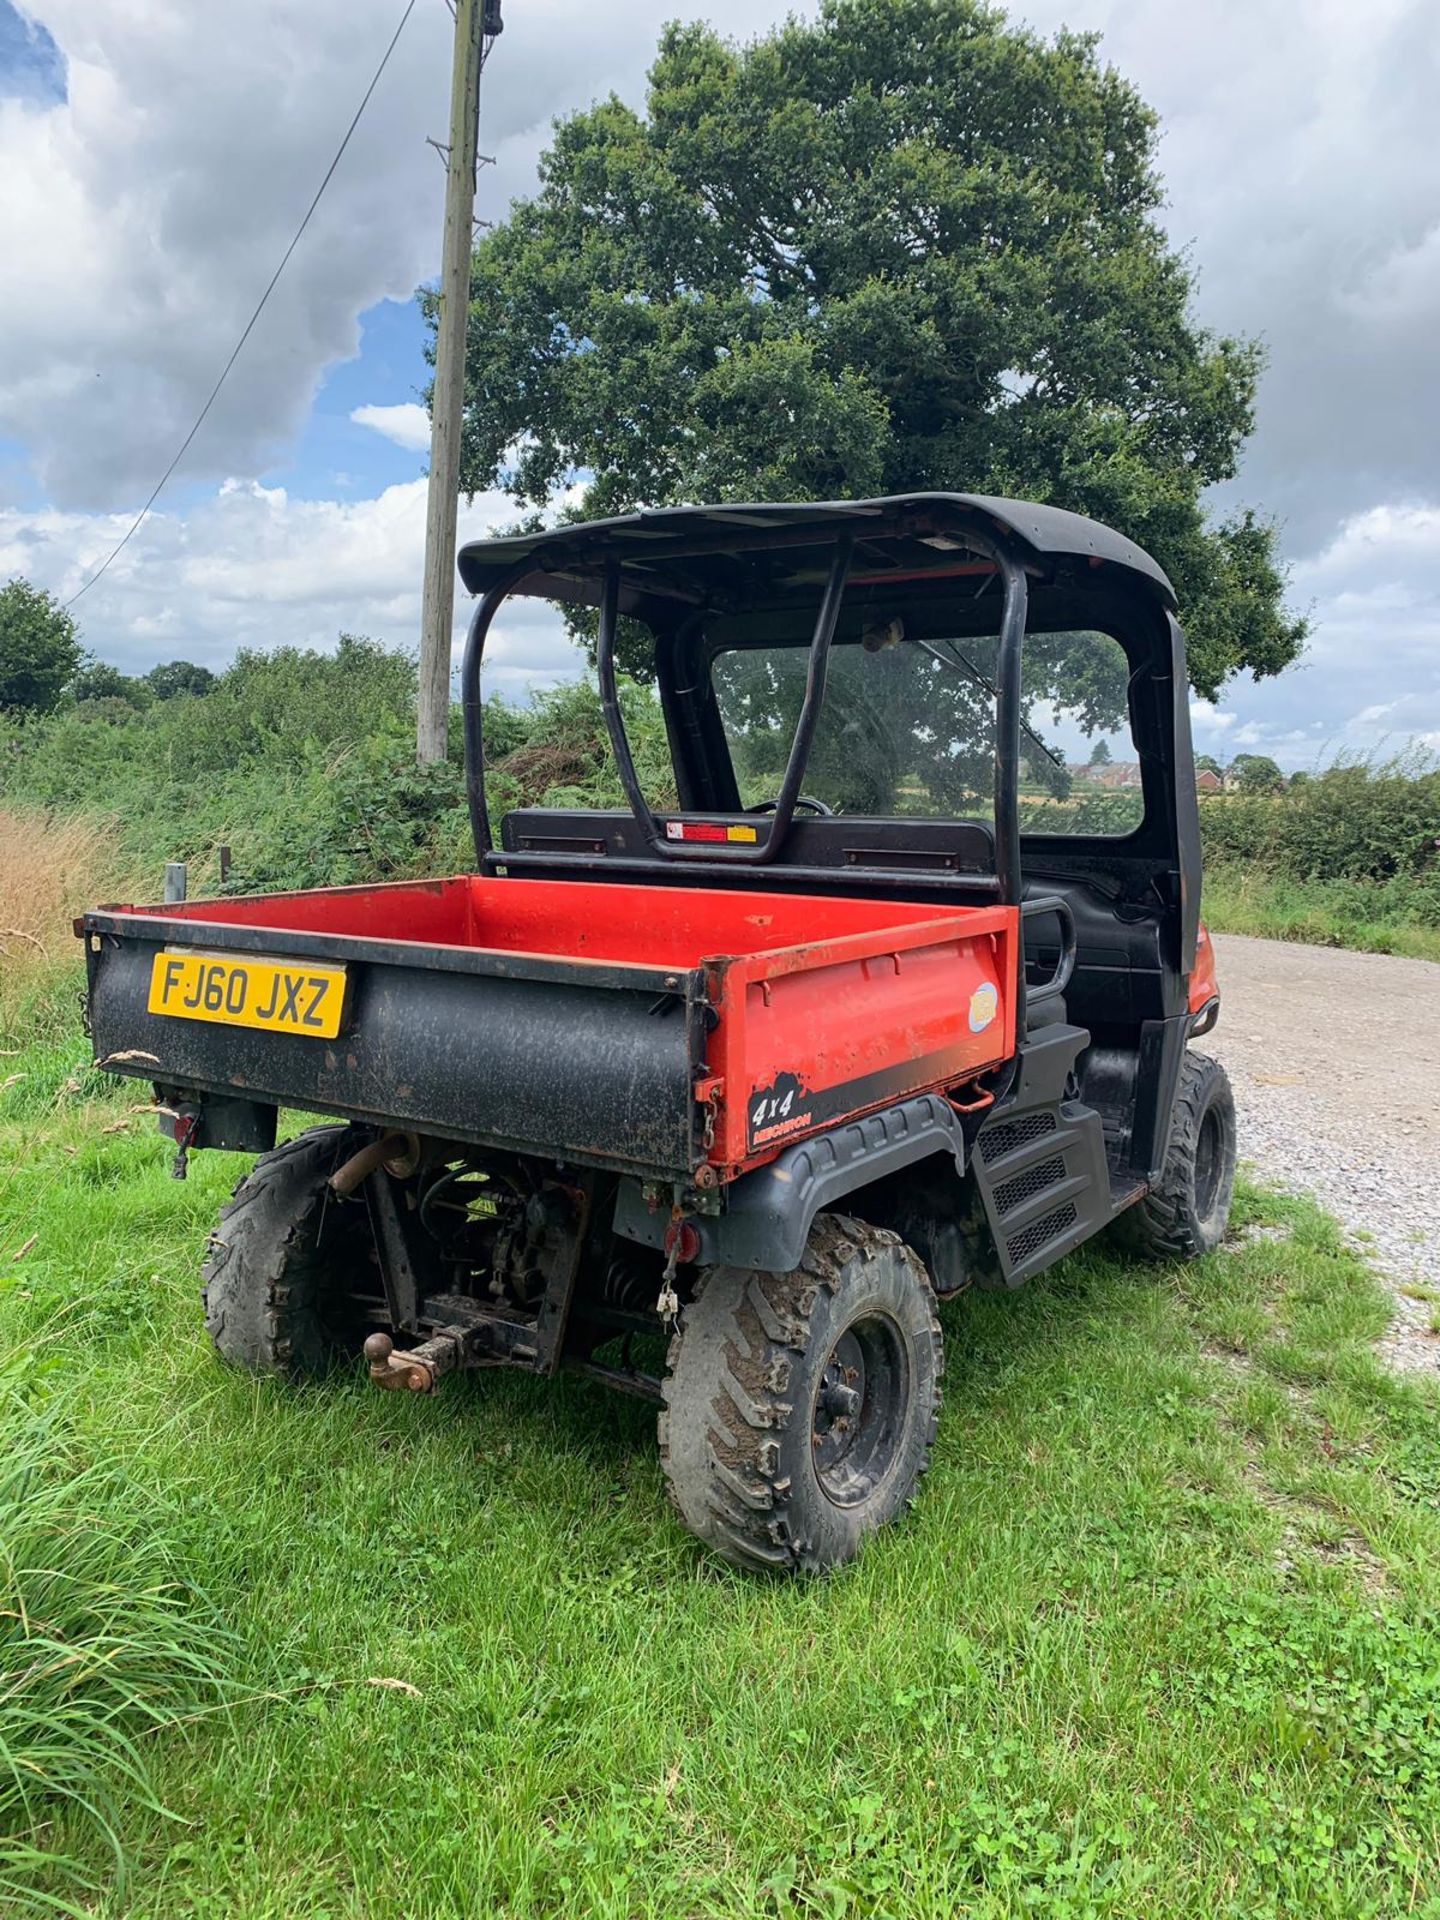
(201, 1124, 377, 1376)
(658, 1214, 943, 1575)
(1118, 1050, 1237, 1260)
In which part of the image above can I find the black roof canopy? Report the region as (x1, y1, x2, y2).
(456, 492, 1177, 621)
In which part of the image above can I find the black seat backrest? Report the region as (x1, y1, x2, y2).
(499, 808, 996, 882)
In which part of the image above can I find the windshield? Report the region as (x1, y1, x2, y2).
(710, 627, 1142, 836)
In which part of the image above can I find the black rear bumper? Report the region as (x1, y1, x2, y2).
(82, 910, 707, 1179)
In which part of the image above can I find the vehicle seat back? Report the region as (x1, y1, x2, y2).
(498, 808, 997, 883)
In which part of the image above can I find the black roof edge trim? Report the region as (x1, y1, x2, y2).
(456, 493, 1176, 611)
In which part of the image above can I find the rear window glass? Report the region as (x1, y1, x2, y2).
(709, 628, 1141, 835)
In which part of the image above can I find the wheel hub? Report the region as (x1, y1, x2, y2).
(810, 1312, 909, 1508)
(1194, 1104, 1225, 1219)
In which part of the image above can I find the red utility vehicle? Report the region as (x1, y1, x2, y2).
(80, 495, 1236, 1573)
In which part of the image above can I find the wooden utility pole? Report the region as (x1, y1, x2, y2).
(417, 0, 491, 763)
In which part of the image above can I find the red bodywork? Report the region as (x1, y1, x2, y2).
(124, 874, 1019, 1181)
(1188, 921, 1219, 1016)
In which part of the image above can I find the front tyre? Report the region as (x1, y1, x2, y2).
(201, 1125, 378, 1375)
(1119, 1050, 1237, 1259)
(659, 1215, 943, 1574)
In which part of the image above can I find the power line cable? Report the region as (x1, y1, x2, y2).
(66, 0, 419, 608)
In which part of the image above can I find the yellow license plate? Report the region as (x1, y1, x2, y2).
(147, 951, 347, 1038)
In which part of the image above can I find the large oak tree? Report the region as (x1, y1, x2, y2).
(435, 0, 1305, 698)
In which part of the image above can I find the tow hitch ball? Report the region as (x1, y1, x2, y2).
(363, 1330, 452, 1394)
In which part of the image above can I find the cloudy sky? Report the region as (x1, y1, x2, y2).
(0, 0, 1437, 759)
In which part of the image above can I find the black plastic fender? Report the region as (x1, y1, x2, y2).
(612, 1092, 966, 1275)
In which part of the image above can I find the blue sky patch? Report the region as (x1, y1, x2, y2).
(0, 3, 65, 104)
(262, 297, 432, 499)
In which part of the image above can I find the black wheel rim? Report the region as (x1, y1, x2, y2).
(811, 1311, 910, 1508)
(1194, 1102, 1226, 1220)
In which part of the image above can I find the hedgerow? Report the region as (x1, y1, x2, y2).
(1, 639, 1434, 932)
(1199, 750, 1440, 885)
(0, 643, 674, 898)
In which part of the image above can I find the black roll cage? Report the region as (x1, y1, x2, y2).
(461, 528, 1032, 909)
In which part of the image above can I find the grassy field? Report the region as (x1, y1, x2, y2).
(3, 1012, 1439, 1917)
(1204, 863, 1440, 965)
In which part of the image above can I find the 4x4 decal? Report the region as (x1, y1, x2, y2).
(748, 1070, 814, 1150)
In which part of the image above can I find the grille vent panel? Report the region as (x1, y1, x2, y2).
(1006, 1201, 1078, 1265)
(978, 1111, 1058, 1164)
(993, 1155, 1066, 1217)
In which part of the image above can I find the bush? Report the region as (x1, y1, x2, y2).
(1018, 790, 1143, 835)
(226, 735, 471, 893)
(3, 626, 1435, 956)
(486, 677, 676, 819)
(1199, 752, 1440, 883)
(0, 638, 681, 903)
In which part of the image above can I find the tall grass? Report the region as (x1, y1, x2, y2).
(0, 810, 119, 977)
(0, 1363, 232, 1911)
(0, 811, 128, 1048)
(0, 823, 233, 1911)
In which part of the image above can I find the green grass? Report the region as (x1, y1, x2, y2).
(1204, 863, 1440, 964)
(1, 1034, 1439, 1917)
(0, 1371, 234, 1915)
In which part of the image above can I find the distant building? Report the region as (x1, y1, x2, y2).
(1196, 768, 1223, 794)
(1079, 760, 1144, 790)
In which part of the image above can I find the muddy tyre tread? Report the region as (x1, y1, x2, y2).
(658, 1214, 943, 1574)
(1118, 1050, 1236, 1261)
(201, 1124, 372, 1375)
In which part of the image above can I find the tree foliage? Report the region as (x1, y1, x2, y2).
(711, 623, 1125, 819)
(1229, 752, 1285, 793)
(72, 661, 150, 709)
(440, 0, 1306, 699)
(0, 578, 82, 715)
(71, 657, 215, 713)
(146, 661, 215, 700)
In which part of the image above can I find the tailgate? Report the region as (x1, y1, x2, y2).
(81, 909, 707, 1178)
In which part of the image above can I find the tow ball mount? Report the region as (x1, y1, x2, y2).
(363, 1328, 466, 1393)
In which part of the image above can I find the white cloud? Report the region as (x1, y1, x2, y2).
(1186, 496, 1440, 767)
(0, 0, 790, 511)
(0, 476, 583, 700)
(1293, 501, 1440, 580)
(1189, 699, 1237, 735)
(3, 0, 1439, 767)
(350, 402, 431, 454)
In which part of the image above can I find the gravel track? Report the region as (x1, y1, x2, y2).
(1205, 933, 1440, 1377)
